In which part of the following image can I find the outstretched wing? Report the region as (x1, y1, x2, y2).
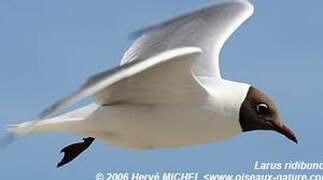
(122, 0, 254, 78)
(37, 47, 204, 120)
(31, 0, 254, 126)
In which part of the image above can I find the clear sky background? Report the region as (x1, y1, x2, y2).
(0, 0, 323, 179)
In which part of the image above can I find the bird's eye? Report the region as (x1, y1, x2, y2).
(256, 103, 270, 114)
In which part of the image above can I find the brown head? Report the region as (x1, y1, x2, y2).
(239, 86, 298, 143)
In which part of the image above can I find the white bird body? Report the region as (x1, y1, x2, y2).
(11, 79, 249, 149)
(7, 0, 256, 149)
(5, 0, 299, 168)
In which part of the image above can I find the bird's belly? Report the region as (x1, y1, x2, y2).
(86, 105, 241, 149)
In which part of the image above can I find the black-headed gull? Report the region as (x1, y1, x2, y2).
(6, 0, 297, 168)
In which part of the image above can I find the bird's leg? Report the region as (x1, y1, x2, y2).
(57, 137, 95, 168)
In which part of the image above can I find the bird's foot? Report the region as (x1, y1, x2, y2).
(57, 137, 95, 168)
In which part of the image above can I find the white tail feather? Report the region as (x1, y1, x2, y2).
(6, 103, 98, 136)
(6, 121, 36, 135)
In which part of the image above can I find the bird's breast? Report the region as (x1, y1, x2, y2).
(87, 104, 242, 149)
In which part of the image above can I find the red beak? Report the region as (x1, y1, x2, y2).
(272, 123, 298, 144)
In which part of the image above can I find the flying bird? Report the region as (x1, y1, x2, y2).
(5, 0, 297, 168)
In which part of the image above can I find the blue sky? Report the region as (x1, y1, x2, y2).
(1, 0, 323, 179)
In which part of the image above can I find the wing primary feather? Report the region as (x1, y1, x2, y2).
(123, 0, 253, 78)
(129, 0, 253, 40)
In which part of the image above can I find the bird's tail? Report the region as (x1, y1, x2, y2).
(5, 103, 99, 136)
(2, 116, 85, 149)
(5, 116, 85, 136)
(6, 121, 37, 135)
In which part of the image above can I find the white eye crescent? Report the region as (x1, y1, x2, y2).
(256, 103, 269, 114)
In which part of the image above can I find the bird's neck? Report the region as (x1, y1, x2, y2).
(197, 77, 250, 130)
